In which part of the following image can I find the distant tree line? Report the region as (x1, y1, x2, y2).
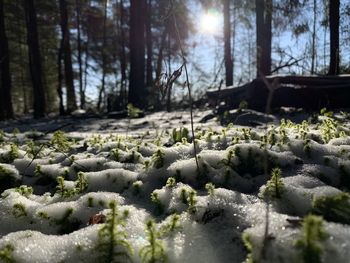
(0, 0, 348, 120)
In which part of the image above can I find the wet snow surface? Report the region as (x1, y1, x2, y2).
(1, 109, 350, 263)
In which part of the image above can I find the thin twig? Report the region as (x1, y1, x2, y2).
(170, 0, 199, 174)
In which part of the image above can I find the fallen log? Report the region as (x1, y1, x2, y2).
(207, 75, 350, 111)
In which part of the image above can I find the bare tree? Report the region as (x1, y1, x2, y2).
(328, 0, 340, 75)
(0, 0, 14, 120)
(129, 0, 146, 109)
(256, 0, 272, 76)
(223, 0, 233, 86)
(23, 0, 46, 118)
(59, 0, 77, 113)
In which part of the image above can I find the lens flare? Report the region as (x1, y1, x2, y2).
(200, 9, 220, 34)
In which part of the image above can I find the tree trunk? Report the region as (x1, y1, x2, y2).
(256, 0, 272, 77)
(76, 0, 84, 109)
(0, 0, 14, 120)
(57, 42, 65, 115)
(328, 0, 340, 75)
(310, 0, 317, 74)
(97, 0, 108, 112)
(223, 0, 233, 86)
(118, 0, 127, 109)
(129, 0, 146, 109)
(59, 0, 77, 113)
(145, 0, 153, 88)
(23, 0, 46, 118)
(155, 28, 167, 80)
(166, 35, 172, 112)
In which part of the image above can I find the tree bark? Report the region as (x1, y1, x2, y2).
(23, 0, 46, 118)
(97, 0, 108, 112)
(310, 0, 317, 74)
(256, 0, 272, 77)
(75, 0, 84, 109)
(59, 0, 77, 113)
(223, 0, 233, 86)
(129, 0, 146, 109)
(57, 42, 65, 115)
(118, 0, 127, 108)
(328, 0, 340, 75)
(0, 0, 14, 120)
(145, 0, 153, 88)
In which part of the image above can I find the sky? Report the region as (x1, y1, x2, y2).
(81, 1, 350, 104)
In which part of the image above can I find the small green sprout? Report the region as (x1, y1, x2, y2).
(37, 211, 50, 220)
(205, 182, 215, 196)
(132, 181, 142, 195)
(87, 196, 94, 207)
(2, 143, 19, 163)
(312, 192, 350, 224)
(219, 149, 235, 168)
(110, 149, 120, 161)
(12, 203, 27, 217)
(294, 215, 328, 263)
(56, 176, 76, 198)
(242, 232, 255, 263)
(15, 185, 33, 197)
(321, 118, 338, 143)
(160, 214, 181, 235)
(166, 177, 176, 188)
(97, 202, 133, 263)
(139, 219, 167, 263)
(187, 190, 197, 214)
(151, 149, 165, 169)
(180, 188, 188, 204)
(239, 100, 248, 110)
(0, 244, 15, 263)
(151, 192, 164, 215)
(127, 103, 141, 118)
(51, 130, 71, 152)
(262, 167, 284, 199)
(75, 171, 88, 193)
(172, 127, 189, 143)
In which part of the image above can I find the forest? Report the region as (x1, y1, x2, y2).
(1, 1, 350, 263)
(0, 0, 349, 119)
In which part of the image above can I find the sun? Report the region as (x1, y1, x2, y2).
(200, 10, 220, 34)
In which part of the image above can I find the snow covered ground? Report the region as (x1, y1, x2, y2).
(0, 109, 350, 263)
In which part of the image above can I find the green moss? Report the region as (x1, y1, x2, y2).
(51, 131, 71, 152)
(56, 176, 76, 198)
(187, 190, 197, 214)
(97, 202, 133, 263)
(242, 232, 255, 263)
(312, 192, 350, 224)
(205, 182, 215, 196)
(14, 185, 33, 197)
(37, 211, 50, 220)
(262, 167, 285, 199)
(151, 192, 164, 215)
(294, 215, 328, 263)
(159, 214, 181, 235)
(127, 103, 141, 118)
(0, 244, 16, 263)
(75, 172, 88, 193)
(165, 177, 176, 188)
(172, 127, 189, 144)
(151, 149, 165, 169)
(12, 203, 27, 218)
(139, 219, 167, 263)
